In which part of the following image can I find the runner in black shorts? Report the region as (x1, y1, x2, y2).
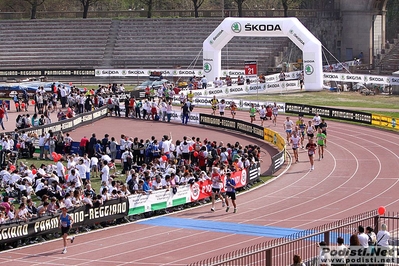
(224, 172, 237, 213)
(59, 204, 75, 254)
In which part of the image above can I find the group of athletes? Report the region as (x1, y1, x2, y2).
(209, 96, 280, 126)
(208, 95, 327, 171)
(283, 113, 327, 171)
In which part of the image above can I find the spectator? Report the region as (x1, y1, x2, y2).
(376, 223, 390, 247)
(101, 160, 110, 185)
(357, 225, 369, 248)
(291, 254, 306, 266)
(79, 135, 89, 156)
(82, 191, 93, 207)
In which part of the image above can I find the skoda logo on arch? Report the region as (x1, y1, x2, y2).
(204, 63, 212, 73)
(305, 64, 314, 75)
(231, 22, 241, 33)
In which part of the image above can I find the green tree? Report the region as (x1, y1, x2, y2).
(281, 0, 302, 17)
(23, 0, 45, 19)
(386, 0, 399, 42)
(192, 0, 205, 17)
(233, 0, 246, 17)
(77, 0, 104, 18)
(282, 0, 288, 16)
(139, 0, 154, 18)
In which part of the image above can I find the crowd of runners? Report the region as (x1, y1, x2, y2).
(208, 95, 328, 172)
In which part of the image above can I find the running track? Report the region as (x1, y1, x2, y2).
(1, 106, 399, 265)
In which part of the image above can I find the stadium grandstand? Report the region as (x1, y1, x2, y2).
(0, 18, 289, 81)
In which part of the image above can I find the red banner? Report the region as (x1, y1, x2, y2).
(190, 169, 247, 202)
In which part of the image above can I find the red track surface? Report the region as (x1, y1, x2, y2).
(1, 106, 399, 265)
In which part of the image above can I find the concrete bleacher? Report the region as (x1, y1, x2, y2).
(112, 18, 289, 72)
(376, 36, 399, 74)
(0, 19, 112, 69)
(0, 18, 289, 73)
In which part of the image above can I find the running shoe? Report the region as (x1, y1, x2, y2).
(211, 208, 215, 212)
(226, 206, 230, 212)
(222, 202, 225, 208)
(71, 237, 75, 244)
(62, 248, 67, 254)
(233, 209, 237, 213)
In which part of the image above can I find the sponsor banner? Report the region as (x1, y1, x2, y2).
(190, 170, 248, 202)
(86, 198, 128, 224)
(390, 76, 399, 85)
(323, 72, 396, 85)
(0, 200, 126, 245)
(95, 69, 244, 78)
(182, 97, 285, 113)
(208, 27, 230, 49)
(128, 186, 191, 215)
(285, 103, 372, 124)
(179, 81, 299, 98)
(271, 150, 285, 173)
(372, 114, 399, 130)
(339, 74, 363, 82)
(363, 75, 389, 85)
(323, 60, 359, 72)
(199, 114, 264, 139)
(0, 69, 95, 76)
(169, 110, 200, 124)
(323, 72, 341, 81)
(11, 106, 108, 138)
(264, 128, 286, 151)
(95, 69, 301, 79)
(248, 162, 261, 182)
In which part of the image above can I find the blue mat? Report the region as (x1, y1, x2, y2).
(139, 216, 303, 238)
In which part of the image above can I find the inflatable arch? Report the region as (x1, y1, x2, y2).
(203, 17, 323, 91)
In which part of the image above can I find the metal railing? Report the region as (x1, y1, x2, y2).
(187, 210, 399, 266)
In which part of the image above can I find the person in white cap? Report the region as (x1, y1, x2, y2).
(59, 204, 75, 254)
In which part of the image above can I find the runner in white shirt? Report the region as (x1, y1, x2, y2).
(272, 102, 279, 126)
(283, 116, 294, 145)
(290, 131, 301, 163)
(259, 105, 267, 126)
(218, 99, 226, 116)
(313, 113, 322, 130)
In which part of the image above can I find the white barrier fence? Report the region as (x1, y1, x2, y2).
(178, 80, 301, 97)
(95, 69, 245, 78)
(96, 68, 399, 86)
(172, 97, 286, 113)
